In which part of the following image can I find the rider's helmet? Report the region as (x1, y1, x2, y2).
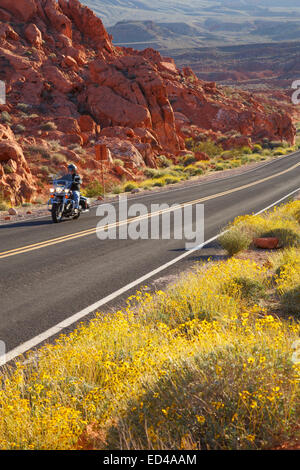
(68, 164, 77, 172)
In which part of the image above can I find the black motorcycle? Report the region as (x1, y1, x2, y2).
(48, 176, 90, 223)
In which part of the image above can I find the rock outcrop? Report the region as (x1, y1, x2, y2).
(0, 0, 296, 203)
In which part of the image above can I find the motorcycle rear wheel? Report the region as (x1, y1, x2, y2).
(73, 211, 81, 220)
(52, 203, 64, 223)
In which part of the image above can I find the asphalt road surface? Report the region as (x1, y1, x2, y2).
(0, 152, 300, 362)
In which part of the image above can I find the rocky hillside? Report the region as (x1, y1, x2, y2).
(0, 0, 296, 204)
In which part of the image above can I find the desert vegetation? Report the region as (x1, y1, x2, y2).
(0, 200, 299, 449)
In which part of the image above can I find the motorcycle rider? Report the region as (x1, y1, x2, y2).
(67, 164, 82, 213)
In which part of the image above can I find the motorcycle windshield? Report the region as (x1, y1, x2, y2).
(53, 175, 72, 189)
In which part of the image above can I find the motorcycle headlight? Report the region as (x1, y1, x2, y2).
(65, 189, 70, 194)
(50, 188, 54, 193)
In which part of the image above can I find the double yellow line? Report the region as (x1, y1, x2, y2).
(1, 160, 299, 260)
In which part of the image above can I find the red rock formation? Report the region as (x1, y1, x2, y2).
(0, 0, 296, 203)
(0, 125, 36, 204)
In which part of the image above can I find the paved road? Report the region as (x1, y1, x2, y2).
(0, 152, 300, 360)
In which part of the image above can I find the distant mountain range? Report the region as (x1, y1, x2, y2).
(81, 1, 300, 49)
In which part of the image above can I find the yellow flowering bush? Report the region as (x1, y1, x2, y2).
(220, 201, 300, 255)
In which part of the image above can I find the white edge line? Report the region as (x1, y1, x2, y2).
(2, 186, 300, 365)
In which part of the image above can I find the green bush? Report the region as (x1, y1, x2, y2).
(153, 178, 166, 187)
(280, 286, 300, 315)
(252, 144, 262, 153)
(183, 165, 203, 176)
(112, 185, 122, 194)
(16, 103, 30, 112)
(195, 139, 222, 158)
(0, 200, 9, 211)
(113, 159, 124, 167)
(14, 124, 26, 133)
(241, 146, 252, 155)
(1, 111, 11, 123)
(157, 155, 172, 168)
(84, 181, 104, 197)
(225, 276, 266, 304)
(219, 229, 251, 256)
(3, 164, 14, 174)
(163, 175, 182, 185)
(124, 182, 138, 192)
(182, 155, 197, 167)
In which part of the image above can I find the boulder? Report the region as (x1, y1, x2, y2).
(24, 24, 43, 48)
(253, 238, 279, 249)
(0, 0, 37, 22)
(195, 151, 210, 161)
(8, 207, 17, 215)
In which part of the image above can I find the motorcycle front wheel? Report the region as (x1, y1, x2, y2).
(52, 203, 64, 223)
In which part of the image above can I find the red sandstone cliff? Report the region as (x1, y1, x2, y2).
(0, 0, 296, 204)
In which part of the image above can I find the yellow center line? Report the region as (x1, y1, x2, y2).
(1, 160, 299, 260)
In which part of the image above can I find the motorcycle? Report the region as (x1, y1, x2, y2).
(48, 176, 90, 223)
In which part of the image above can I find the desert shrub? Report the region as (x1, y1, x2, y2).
(157, 155, 172, 168)
(0, 198, 9, 211)
(261, 228, 300, 248)
(3, 164, 14, 174)
(26, 145, 51, 159)
(269, 140, 286, 149)
(181, 154, 196, 167)
(48, 140, 62, 152)
(124, 182, 138, 192)
(224, 276, 266, 304)
(183, 165, 203, 176)
(40, 121, 57, 131)
(14, 124, 26, 133)
(285, 147, 296, 153)
(230, 159, 242, 168)
(51, 153, 67, 165)
(241, 146, 252, 154)
(163, 175, 182, 185)
(214, 163, 226, 171)
(252, 144, 262, 153)
(112, 185, 122, 194)
(68, 144, 85, 155)
(280, 286, 300, 315)
(185, 137, 194, 150)
(152, 178, 166, 187)
(195, 139, 222, 158)
(143, 168, 167, 179)
(240, 155, 251, 164)
(16, 103, 30, 112)
(1, 111, 11, 123)
(273, 148, 286, 156)
(83, 181, 104, 197)
(219, 228, 252, 256)
(276, 251, 300, 314)
(41, 166, 51, 175)
(113, 159, 124, 167)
